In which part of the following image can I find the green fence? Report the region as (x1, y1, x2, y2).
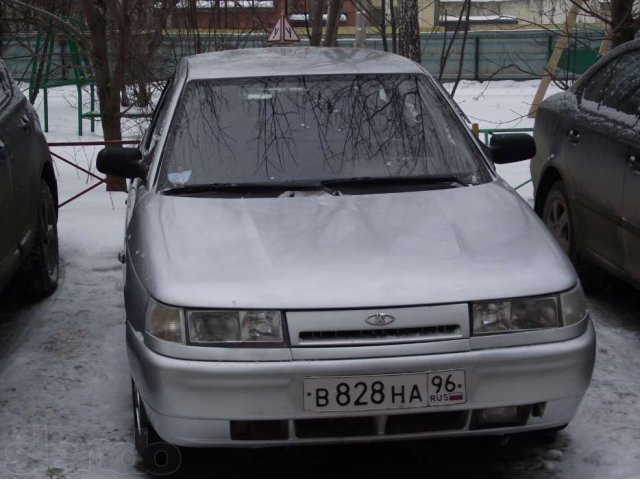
(1, 28, 605, 83)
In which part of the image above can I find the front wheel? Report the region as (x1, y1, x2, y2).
(17, 179, 59, 297)
(132, 380, 182, 475)
(542, 181, 575, 260)
(541, 180, 607, 290)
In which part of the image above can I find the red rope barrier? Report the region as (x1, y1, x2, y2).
(48, 139, 140, 208)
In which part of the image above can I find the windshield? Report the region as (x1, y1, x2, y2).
(157, 74, 490, 190)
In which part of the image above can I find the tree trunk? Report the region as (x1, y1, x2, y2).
(4, 0, 173, 192)
(380, 0, 388, 51)
(397, 0, 420, 62)
(450, 0, 471, 97)
(80, 0, 127, 192)
(610, 0, 637, 48)
(389, 0, 397, 53)
(98, 81, 127, 191)
(310, 0, 325, 45)
(323, 0, 342, 46)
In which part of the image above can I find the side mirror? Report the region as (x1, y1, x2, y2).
(96, 147, 147, 179)
(490, 134, 536, 164)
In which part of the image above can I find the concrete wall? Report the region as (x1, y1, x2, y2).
(434, 0, 603, 27)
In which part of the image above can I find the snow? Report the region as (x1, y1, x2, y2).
(442, 14, 517, 22)
(449, 79, 563, 204)
(0, 75, 638, 478)
(440, 0, 510, 3)
(289, 13, 348, 22)
(162, 0, 275, 8)
(0, 86, 134, 477)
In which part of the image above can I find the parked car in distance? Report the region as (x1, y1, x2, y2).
(0, 59, 59, 297)
(98, 48, 595, 473)
(531, 39, 640, 289)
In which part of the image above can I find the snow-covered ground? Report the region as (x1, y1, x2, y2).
(0, 78, 638, 478)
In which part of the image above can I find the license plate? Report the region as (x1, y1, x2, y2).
(303, 370, 466, 412)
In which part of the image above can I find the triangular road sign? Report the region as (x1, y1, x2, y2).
(267, 15, 301, 44)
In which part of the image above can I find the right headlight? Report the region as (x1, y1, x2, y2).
(186, 310, 284, 345)
(143, 299, 285, 346)
(472, 283, 587, 335)
(145, 297, 184, 343)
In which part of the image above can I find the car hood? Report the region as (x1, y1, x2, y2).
(127, 180, 576, 309)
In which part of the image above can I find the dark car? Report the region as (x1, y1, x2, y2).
(531, 39, 640, 289)
(0, 59, 59, 297)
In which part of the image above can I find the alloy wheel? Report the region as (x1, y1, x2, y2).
(545, 195, 571, 254)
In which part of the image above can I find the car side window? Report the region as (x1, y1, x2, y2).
(582, 49, 640, 119)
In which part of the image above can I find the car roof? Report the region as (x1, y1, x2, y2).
(183, 47, 425, 80)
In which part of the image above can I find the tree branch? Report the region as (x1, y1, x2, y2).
(0, 0, 90, 51)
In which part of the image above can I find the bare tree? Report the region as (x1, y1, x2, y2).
(397, 0, 420, 61)
(349, 0, 438, 59)
(309, 0, 327, 45)
(0, 0, 79, 99)
(166, 0, 272, 53)
(1, 0, 175, 190)
(443, 0, 638, 50)
(569, 0, 639, 48)
(450, 0, 471, 96)
(323, 0, 344, 45)
(350, 0, 391, 51)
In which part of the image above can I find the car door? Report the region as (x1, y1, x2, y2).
(619, 71, 640, 280)
(563, 49, 640, 269)
(0, 66, 18, 287)
(623, 149, 640, 280)
(2, 66, 43, 254)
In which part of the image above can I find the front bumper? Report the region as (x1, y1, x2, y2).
(127, 319, 596, 447)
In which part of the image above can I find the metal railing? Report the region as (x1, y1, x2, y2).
(478, 127, 534, 144)
(48, 140, 138, 208)
(477, 126, 534, 191)
(48, 126, 535, 207)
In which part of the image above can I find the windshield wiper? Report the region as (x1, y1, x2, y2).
(160, 182, 339, 196)
(160, 176, 468, 197)
(320, 175, 469, 191)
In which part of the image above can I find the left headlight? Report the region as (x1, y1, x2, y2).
(472, 284, 588, 335)
(472, 296, 559, 335)
(186, 310, 284, 345)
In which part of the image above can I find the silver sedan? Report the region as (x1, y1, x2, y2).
(98, 47, 595, 474)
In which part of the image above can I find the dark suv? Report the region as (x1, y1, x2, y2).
(531, 39, 640, 289)
(0, 59, 59, 297)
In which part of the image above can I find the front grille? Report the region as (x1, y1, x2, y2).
(386, 411, 467, 434)
(228, 405, 535, 441)
(230, 420, 288, 440)
(298, 325, 460, 346)
(295, 411, 468, 439)
(295, 416, 376, 438)
(286, 304, 470, 350)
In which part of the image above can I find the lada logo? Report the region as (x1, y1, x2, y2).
(365, 313, 396, 327)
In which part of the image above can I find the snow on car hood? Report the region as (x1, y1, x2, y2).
(127, 180, 577, 309)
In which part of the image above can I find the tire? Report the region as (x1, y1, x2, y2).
(541, 181, 607, 291)
(132, 380, 182, 475)
(542, 181, 576, 261)
(17, 179, 59, 297)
